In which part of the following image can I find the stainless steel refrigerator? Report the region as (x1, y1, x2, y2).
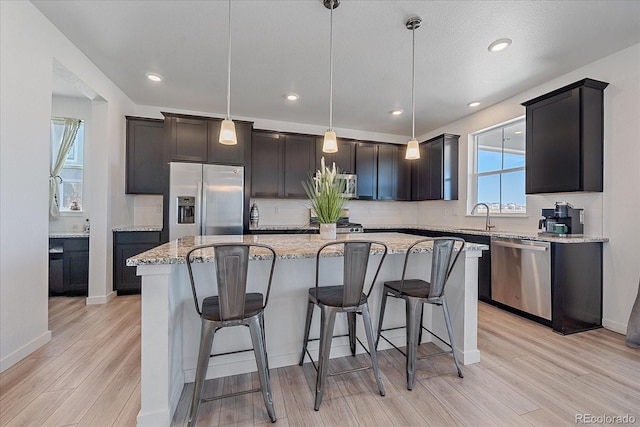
(169, 162, 244, 239)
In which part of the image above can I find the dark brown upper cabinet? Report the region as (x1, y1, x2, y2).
(377, 144, 411, 201)
(522, 78, 608, 194)
(250, 131, 315, 199)
(355, 142, 378, 200)
(164, 112, 251, 165)
(315, 137, 356, 174)
(125, 116, 165, 194)
(411, 133, 459, 201)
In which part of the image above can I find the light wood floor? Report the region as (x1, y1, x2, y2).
(1, 296, 639, 426)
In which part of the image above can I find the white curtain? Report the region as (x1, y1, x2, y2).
(50, 118, 81, 218)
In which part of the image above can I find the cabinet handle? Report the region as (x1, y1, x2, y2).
(492, 240, 548, 251)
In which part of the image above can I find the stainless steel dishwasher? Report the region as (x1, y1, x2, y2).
(490, 237, 551, 320)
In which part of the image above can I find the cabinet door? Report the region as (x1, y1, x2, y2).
(411, 143, 430, 201)
(356, 142, 377, 200)
(126, 117, 165, 194)
(443, 135, 459, 200)
(115, 243, 156, 294)
(526, 90, 581, 194)
(63, 251, 89, 296)
(396, 145, 412, 201)
(169, 117, 209, 162)
(283, 135, 315, 198)
(377, 144, 396, 200)
(315, 138, 356, 174)
(427, 137, 444, 200)
(208, 121, 250, 165)
(251, 132, 283, 197)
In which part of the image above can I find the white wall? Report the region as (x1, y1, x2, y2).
(49, 95, 93, 233)
(0, 1, 136, 371)
(416, 44, 640, 333)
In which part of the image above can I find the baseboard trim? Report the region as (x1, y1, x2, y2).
(86, 291, 117, 305)
(602, 318, 627, 335)
(0, 330, 52, 373)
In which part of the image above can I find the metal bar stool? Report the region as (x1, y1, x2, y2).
(299, 240, 388, 410)
(185, 243, 278, 426)
(376, 237, 465, 390)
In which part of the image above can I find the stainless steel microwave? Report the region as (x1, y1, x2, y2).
(337, 174, 357, 199)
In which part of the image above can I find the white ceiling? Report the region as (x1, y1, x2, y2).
(33, 0, 640, 138)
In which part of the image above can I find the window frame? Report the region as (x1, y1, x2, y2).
(468, 116, 527, 217)
(51, 119, 85, 214)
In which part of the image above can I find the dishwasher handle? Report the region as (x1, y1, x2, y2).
(492, 240, 549, 252)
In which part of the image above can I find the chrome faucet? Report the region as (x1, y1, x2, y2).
(471, 203, 495, 231)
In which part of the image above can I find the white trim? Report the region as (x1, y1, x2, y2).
(86, 290, 117, 305)
(602, 318, 627, 335)
(0, 331, 52, 373)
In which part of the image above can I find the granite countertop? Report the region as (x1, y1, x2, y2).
(112, 225, 163, 232)
(49, 232, 89, 238)
(127, 232, 487, 267)
(251, 223, 608, 244)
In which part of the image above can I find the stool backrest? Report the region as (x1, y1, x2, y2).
(401, 237, 465, 299)
(316, 240, 388, 307)
(185, 243, 277, 320)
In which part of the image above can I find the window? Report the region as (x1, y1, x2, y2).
(51, 119, 85, 212)
(470, 118, 525, 214)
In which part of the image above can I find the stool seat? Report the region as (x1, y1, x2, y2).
(384, 279, 433, 299)
(202, 293, 264, 322)
(309, 286, 367, 307)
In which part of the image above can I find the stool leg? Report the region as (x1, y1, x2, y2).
(299, 299, 314, 366)
(347, 312, 357, 356)
(249, 314, 277, 422)
(187, 320, 217, 427)
(315, 305, 337, 411)
(375, 289, 389, 349)
(442, 298, 463, 378)
(361, 302, 385, 396)
(406, 298, 422, 391)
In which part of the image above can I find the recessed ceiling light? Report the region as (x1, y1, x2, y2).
(468, 101, 481, 107)
(514, 130, 523, 134)
(488, 38, 512, 53)
(390, 109, 404, 116)
(285, 93, 299, 101)
(146, 73, 163, 82)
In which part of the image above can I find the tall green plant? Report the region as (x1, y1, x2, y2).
(303, 157, 347, 223)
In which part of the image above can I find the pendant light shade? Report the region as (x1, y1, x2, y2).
(405, 16, 422, 160)
(406, 138, 420, 160)
(322, 0, 339, 153)
(219, 119, 237, 145)
(219, 0, 237, 145)
(323, 130, 338, 153)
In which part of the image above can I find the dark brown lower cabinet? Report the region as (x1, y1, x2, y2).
(49, 237, 89, 296)
(113, 231, 162, 295)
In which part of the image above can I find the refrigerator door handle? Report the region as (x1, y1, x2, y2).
(200, 181, 207, 235)
(196, 181, 203, 235)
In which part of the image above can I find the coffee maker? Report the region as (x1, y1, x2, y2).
(538, 202, 584, 236)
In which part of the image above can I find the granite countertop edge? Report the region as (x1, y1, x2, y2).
(250, 224, 608, 243)
(127, 232, 488, 267)
(49, 232, 89, 238)
(112, 225, 163, 232)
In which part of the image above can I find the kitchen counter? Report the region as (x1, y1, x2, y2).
(127, 232, 487, 266)
(250, 224, 608, 244)
(132, 232, 485, 426)
(49, 232, 89, 238)
(112, 225, 162, 232)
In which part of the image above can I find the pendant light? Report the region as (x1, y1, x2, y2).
(322, 0, 339, 153)
(219, 0, 237, 145)
(405, 16, 422, 160)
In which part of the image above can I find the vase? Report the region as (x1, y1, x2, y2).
(319, 223, 336, 240)
(250, 203, 259, 227)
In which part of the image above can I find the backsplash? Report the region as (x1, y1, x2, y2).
(250, 198, 418, 226)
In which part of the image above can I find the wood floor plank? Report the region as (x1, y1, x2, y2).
(112, 380, 141, 427)
(4, 389, 74, 427)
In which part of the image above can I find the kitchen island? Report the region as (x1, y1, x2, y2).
(128, 232, 487, 427)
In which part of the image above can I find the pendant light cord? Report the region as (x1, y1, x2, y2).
(226, 0, 232, 120)
(329, 0, 334, 130)
(411, 22, 416, 141)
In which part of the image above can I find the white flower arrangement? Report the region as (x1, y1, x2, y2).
(303, 157, 347, 224)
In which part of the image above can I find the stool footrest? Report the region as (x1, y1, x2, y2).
(210, 347, 254, 358)
(201, 387, 262, 403)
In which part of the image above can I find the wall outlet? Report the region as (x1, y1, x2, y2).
(72, 223, 81, 232)
(274, 206, 280, 213)
(155, 204, 162, 214)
